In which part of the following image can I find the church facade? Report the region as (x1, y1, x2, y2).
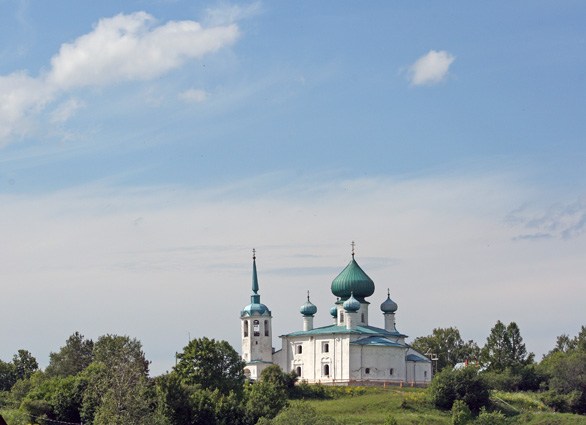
(240, 249, 432, 386)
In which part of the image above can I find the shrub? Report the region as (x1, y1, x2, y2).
(429, 366, 489, 412)
(451, 400, 472, 425)
(474, 407, 506, 425)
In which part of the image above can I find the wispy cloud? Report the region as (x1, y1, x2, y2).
(0, 11, 240, 145)
(506, 199, 586, 240)
(204, 1, 263, 26)
(179, 88, 208, 103)
(1, 172, 584, 373)
(408, 50, 455, 86)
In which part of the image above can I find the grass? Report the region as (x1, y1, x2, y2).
(305, 387, 450, 424)
(303, 387, 586, 425)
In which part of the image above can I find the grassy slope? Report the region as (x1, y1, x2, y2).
(304, 387, 586, 425)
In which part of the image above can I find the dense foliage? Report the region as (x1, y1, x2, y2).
(0, 324, 585, 424)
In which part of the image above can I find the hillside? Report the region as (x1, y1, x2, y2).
(303, 387, 586, 425)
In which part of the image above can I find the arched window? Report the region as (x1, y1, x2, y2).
(253, 320, 260, 336)
(296, 344, 303, 354)
(322, 342, 329, 353)
(365, 367, 370, 374)
(323, 364, 330, 377)
(264, 320, 269, 336)
(389, 368, 394, 375)
(296, 367, 302, 377)
(243, 320, 249, 337)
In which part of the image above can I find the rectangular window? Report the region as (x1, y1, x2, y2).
(264, 320, 269, 336)
(253, 320, 260, 336)
(322, 342, 329, 353)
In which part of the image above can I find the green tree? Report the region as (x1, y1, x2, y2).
(12, 350, 38, 381)
(543, 350, 586, 414)
(81, 335, 158, 425)
(46, 332, 94, 377)
(174, 337, 245, 396)
(481, 321, 532, 371)
(0, 360, 16, 391)
(412, 327, 479, 372)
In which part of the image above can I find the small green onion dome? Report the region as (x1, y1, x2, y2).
(300, 293, 318, 317)
(329, 305, 338, 318)
(380, 290, 398, 313)
(343, 292, 361, 312)
(331, 257, 375, 302)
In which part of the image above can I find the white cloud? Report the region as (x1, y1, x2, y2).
(50, 98, 85, 123)
(204, 2, 262, 26)
(0, 72, 54, 144)
(408, 50, 455, 86)
(0, 11, 240, 145)
(0, 172, 584, 373)
(47, 12, 239, 89)
(179, 88, 208, 103)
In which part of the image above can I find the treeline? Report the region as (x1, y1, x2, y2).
(1, 323, 585, 424)
(413, 321, 586, 415)
(0, 333, 337, 425)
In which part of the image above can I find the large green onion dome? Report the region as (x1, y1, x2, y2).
(300, 292, 318, 317)
(331, 256, 375, 302)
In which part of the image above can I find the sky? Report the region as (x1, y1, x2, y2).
(1, 0, 585, 375)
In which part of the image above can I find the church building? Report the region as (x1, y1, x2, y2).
(240, 247, 432, 385)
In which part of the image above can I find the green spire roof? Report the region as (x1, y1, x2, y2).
(331, 255, 375, 302)
(241, 250, 271, 317)
(252, 252, 259, 294)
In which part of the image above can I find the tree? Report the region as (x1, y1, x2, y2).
(46, 332, 94, 377)
(481, 321, 532, 371)
(0, 360, 16, 391)
(174, 337, 245, 396)
(12, 350, 38, 381)
(411, 327, 479, 372)
(81, 335, 158, 425)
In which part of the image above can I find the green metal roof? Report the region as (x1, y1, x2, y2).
(351, 336, 405, 347)
(241, 254, 271, 317)
(406, 353, 431, 363)
(331, 257, 375, 302)
(281, 324, 407, 338)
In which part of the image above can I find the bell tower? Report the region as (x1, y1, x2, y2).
(240, 250, 273, 380)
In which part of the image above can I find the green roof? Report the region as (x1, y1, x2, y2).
(351, 336, 405, 347)
(281, 324, 407, 338)
(406, 353, 431, 363)
(331, 257, 375, 302)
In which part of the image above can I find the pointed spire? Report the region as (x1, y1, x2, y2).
(252, 248, 259, 294)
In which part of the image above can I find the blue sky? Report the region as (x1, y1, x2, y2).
(1, 1, 585, 375)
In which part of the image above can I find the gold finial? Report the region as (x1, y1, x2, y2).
(252, 248, 256, 260)
(351, 241, 356, 258)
